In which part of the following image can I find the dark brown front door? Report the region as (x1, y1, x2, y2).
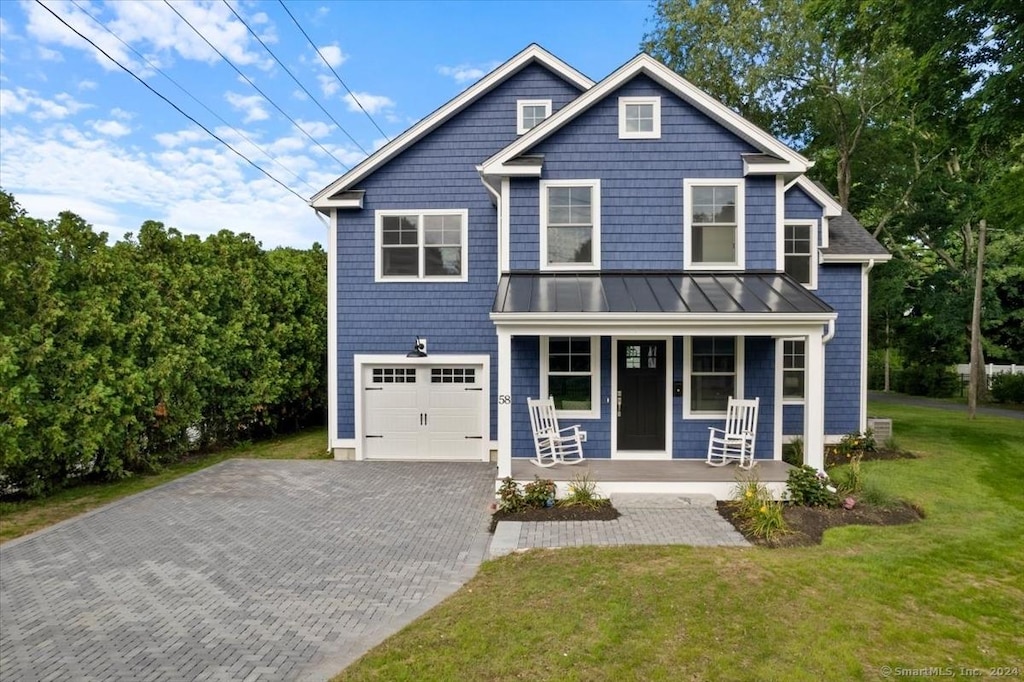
(616, 340, 666, 451)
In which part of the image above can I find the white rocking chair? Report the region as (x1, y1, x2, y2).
(706, 397, 760, 469)
(527, 397, 586, 468)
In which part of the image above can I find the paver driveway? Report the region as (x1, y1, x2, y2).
(0, 460, 496, 681)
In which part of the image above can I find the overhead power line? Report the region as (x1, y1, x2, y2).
(278, 0, 391, 142)
(220, 0, 368, 155)
(34, 0, 308, 203)
(162, 0, 351, 170)
(68, 0, 318, 194)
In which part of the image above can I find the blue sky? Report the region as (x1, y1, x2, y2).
(0, 0, 652, 248)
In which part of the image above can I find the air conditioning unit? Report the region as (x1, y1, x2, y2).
(867, 417, 892, 442)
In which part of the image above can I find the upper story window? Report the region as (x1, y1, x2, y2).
(783, 221, 817, 288)
(539, 179, 601, 271)
(517, 99, 552, 135)
(541, 336, 600, 418)
(375, 209, 468, 282)
(619, 96, 661, 139)
(683, 179, 745, 270)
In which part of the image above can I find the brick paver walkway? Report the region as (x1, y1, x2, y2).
(490, 494, 748, 557)
(0, 460, 495, 681)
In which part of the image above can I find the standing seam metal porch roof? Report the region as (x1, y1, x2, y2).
(492, 272, 834, 315)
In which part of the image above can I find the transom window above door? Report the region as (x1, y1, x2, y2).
(539, 180, 601, 270)
(619, 96, 661, 139)
(375, 209, 468, 282)
(684, 179, 745, 270)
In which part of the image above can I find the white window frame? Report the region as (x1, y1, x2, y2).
(618, 96, 661, 139)
(780, 219, 818, 289)
(683, 178, 745, 271)
(683, 336, 745, 418)
(539, 179, 601, 271)
(540, 336, 601, 419)
(781, 338, 806, 404)
(517, 99, 552, 135)
(374, 209, 469, 282)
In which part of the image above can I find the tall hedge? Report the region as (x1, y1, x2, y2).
(0, 191, 326, 496)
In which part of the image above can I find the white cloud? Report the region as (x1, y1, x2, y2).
(110, 107, 133, 120)
(0, 17, 10, 36)
(153, 129, 206, 148)
(344, 92, 394, 114)
(225, 91, 269, 123)
(24, 0, 139, 72)
(316, 74, 339, 97)
(437, 62, 499, 83)
(92, 119, 131, 137)
(316, 44, 346, 68)
(37, 46, 63, 62)
(0, 87, 90, 120)
(294, 119, 333, 138)
(78, 80, 98, 91)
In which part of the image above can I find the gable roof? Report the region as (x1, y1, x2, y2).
(785, 176, 842, 217)
(822, 211, 892, 261)
(310, 44, 594, 210)
(481, 53, 812, 176)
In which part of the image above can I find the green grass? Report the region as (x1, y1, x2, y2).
(0, 427, 329, 543)
(335, 405, 1024, 681)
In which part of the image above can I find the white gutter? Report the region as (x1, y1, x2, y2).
(823, 318, 836, 344)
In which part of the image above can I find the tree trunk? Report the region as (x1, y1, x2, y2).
(884, 317, 891, 392)
(968, 219, 987, 419)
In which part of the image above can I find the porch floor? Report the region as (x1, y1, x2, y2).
(508, 458, 793, 500)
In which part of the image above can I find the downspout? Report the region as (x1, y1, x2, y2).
(823, 318, 836, 344)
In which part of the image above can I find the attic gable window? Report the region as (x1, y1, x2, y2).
(517, 99, 552, 135)
(375, 209, 468, 282)
(619, 96, 661, 139)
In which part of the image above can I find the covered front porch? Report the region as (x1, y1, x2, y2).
(510, 458, 794, 501)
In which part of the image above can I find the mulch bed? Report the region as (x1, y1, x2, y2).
(824, 447, 917, 468)
(717, 500, 923, 547)
(488, 503, 620, 533)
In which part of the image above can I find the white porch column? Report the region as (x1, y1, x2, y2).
(497, 328, 512, 478)
(804, 327, 826, 471)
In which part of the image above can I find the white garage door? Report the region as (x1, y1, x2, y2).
(361, 364, 485, 460)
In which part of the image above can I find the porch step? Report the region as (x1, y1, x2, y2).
(609, 493, 718, 509)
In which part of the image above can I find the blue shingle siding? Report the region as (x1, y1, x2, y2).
(335, 63, 583, 440)
(745, 177, 778, 269)
(818, 264, 863, 435)
(783, 404, 805, 436)
(510, 74, 766, 271)
(785, 185, 826, 249)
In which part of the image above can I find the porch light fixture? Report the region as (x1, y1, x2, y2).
(406, 337, 428, 358)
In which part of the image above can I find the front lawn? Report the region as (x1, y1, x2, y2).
(335, 405, 1024, 681)
(0, 427, 329, 543)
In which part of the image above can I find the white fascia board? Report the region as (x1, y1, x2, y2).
(482, 54, 811, 176)
(820, 253, 893, 263)
(315, 197, 364, 210)
(490, 313, 836, 336)
(743, 159, 804, 176)
(784, 176, 843, 217)
(488, 164, 544, 176)
(311, 45, 593, 207)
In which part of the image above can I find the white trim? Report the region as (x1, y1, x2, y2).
(610, 337, 673, 459)
(742, 158, 798, 176)
(327, 209, 338, 452)
(682, 336, 745, 419)
(860, 262, 871, 433)
(820, 252, 893, 263)
(782, 219, 819, 290)
(539, 336, 601, 419)
(315, 196, 363, 210)
(312, 44, 593, 206)
(499, 177, 511, 273)
(490, 315, 835, 338)
(618, 96, 661, 139)
(784, 175, 842, 218)
(353, 353, 491, 463)
(497, 330, 512, 478)
(481, 53, 810, 176)
(780, 337, 807, 404)
(374, 209, 469, 282)
(539, 178, 601, 271)
(774, 175, 785, 272)
(332, 438, 356, 448)
(773, 338, 784, 461)
(517, 99, 552, 135)
(804, 328, 825, 470)
(683, 178, 745, 271)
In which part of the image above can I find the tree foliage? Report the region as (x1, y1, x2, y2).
(0, 191, 326, 496)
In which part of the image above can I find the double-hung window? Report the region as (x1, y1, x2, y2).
(517, 99, 551, 134)
(619, 96, 661, 139)
(684, 179, 744, 269)
(782, 339, 806, 401)
(783, 221, 816, 288)
(541, 336, 600, 418)
(540, 179, 600, 270)
(685, 336, 743, 416)
(376, 209, 468, 281)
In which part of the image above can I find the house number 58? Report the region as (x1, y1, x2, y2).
(497, 394, 511, 405)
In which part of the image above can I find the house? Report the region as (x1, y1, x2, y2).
(310, 45, 890, 496)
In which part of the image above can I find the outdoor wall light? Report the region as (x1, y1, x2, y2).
(407, 337, 428, 357)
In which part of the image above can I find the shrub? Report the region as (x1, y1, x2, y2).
(523, 477, 556, 508)
(826, 430, 876, 466)
(895, 364, 958, 397)
(990, 372, 1024, 404)
(830, 453, 864, 495)
(559, 473, 605, 509)
(787, 465, 838, 507)
(730, 472, 788, 541)
(497, 477, 525, 512)
(746, 500, 788, 541)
